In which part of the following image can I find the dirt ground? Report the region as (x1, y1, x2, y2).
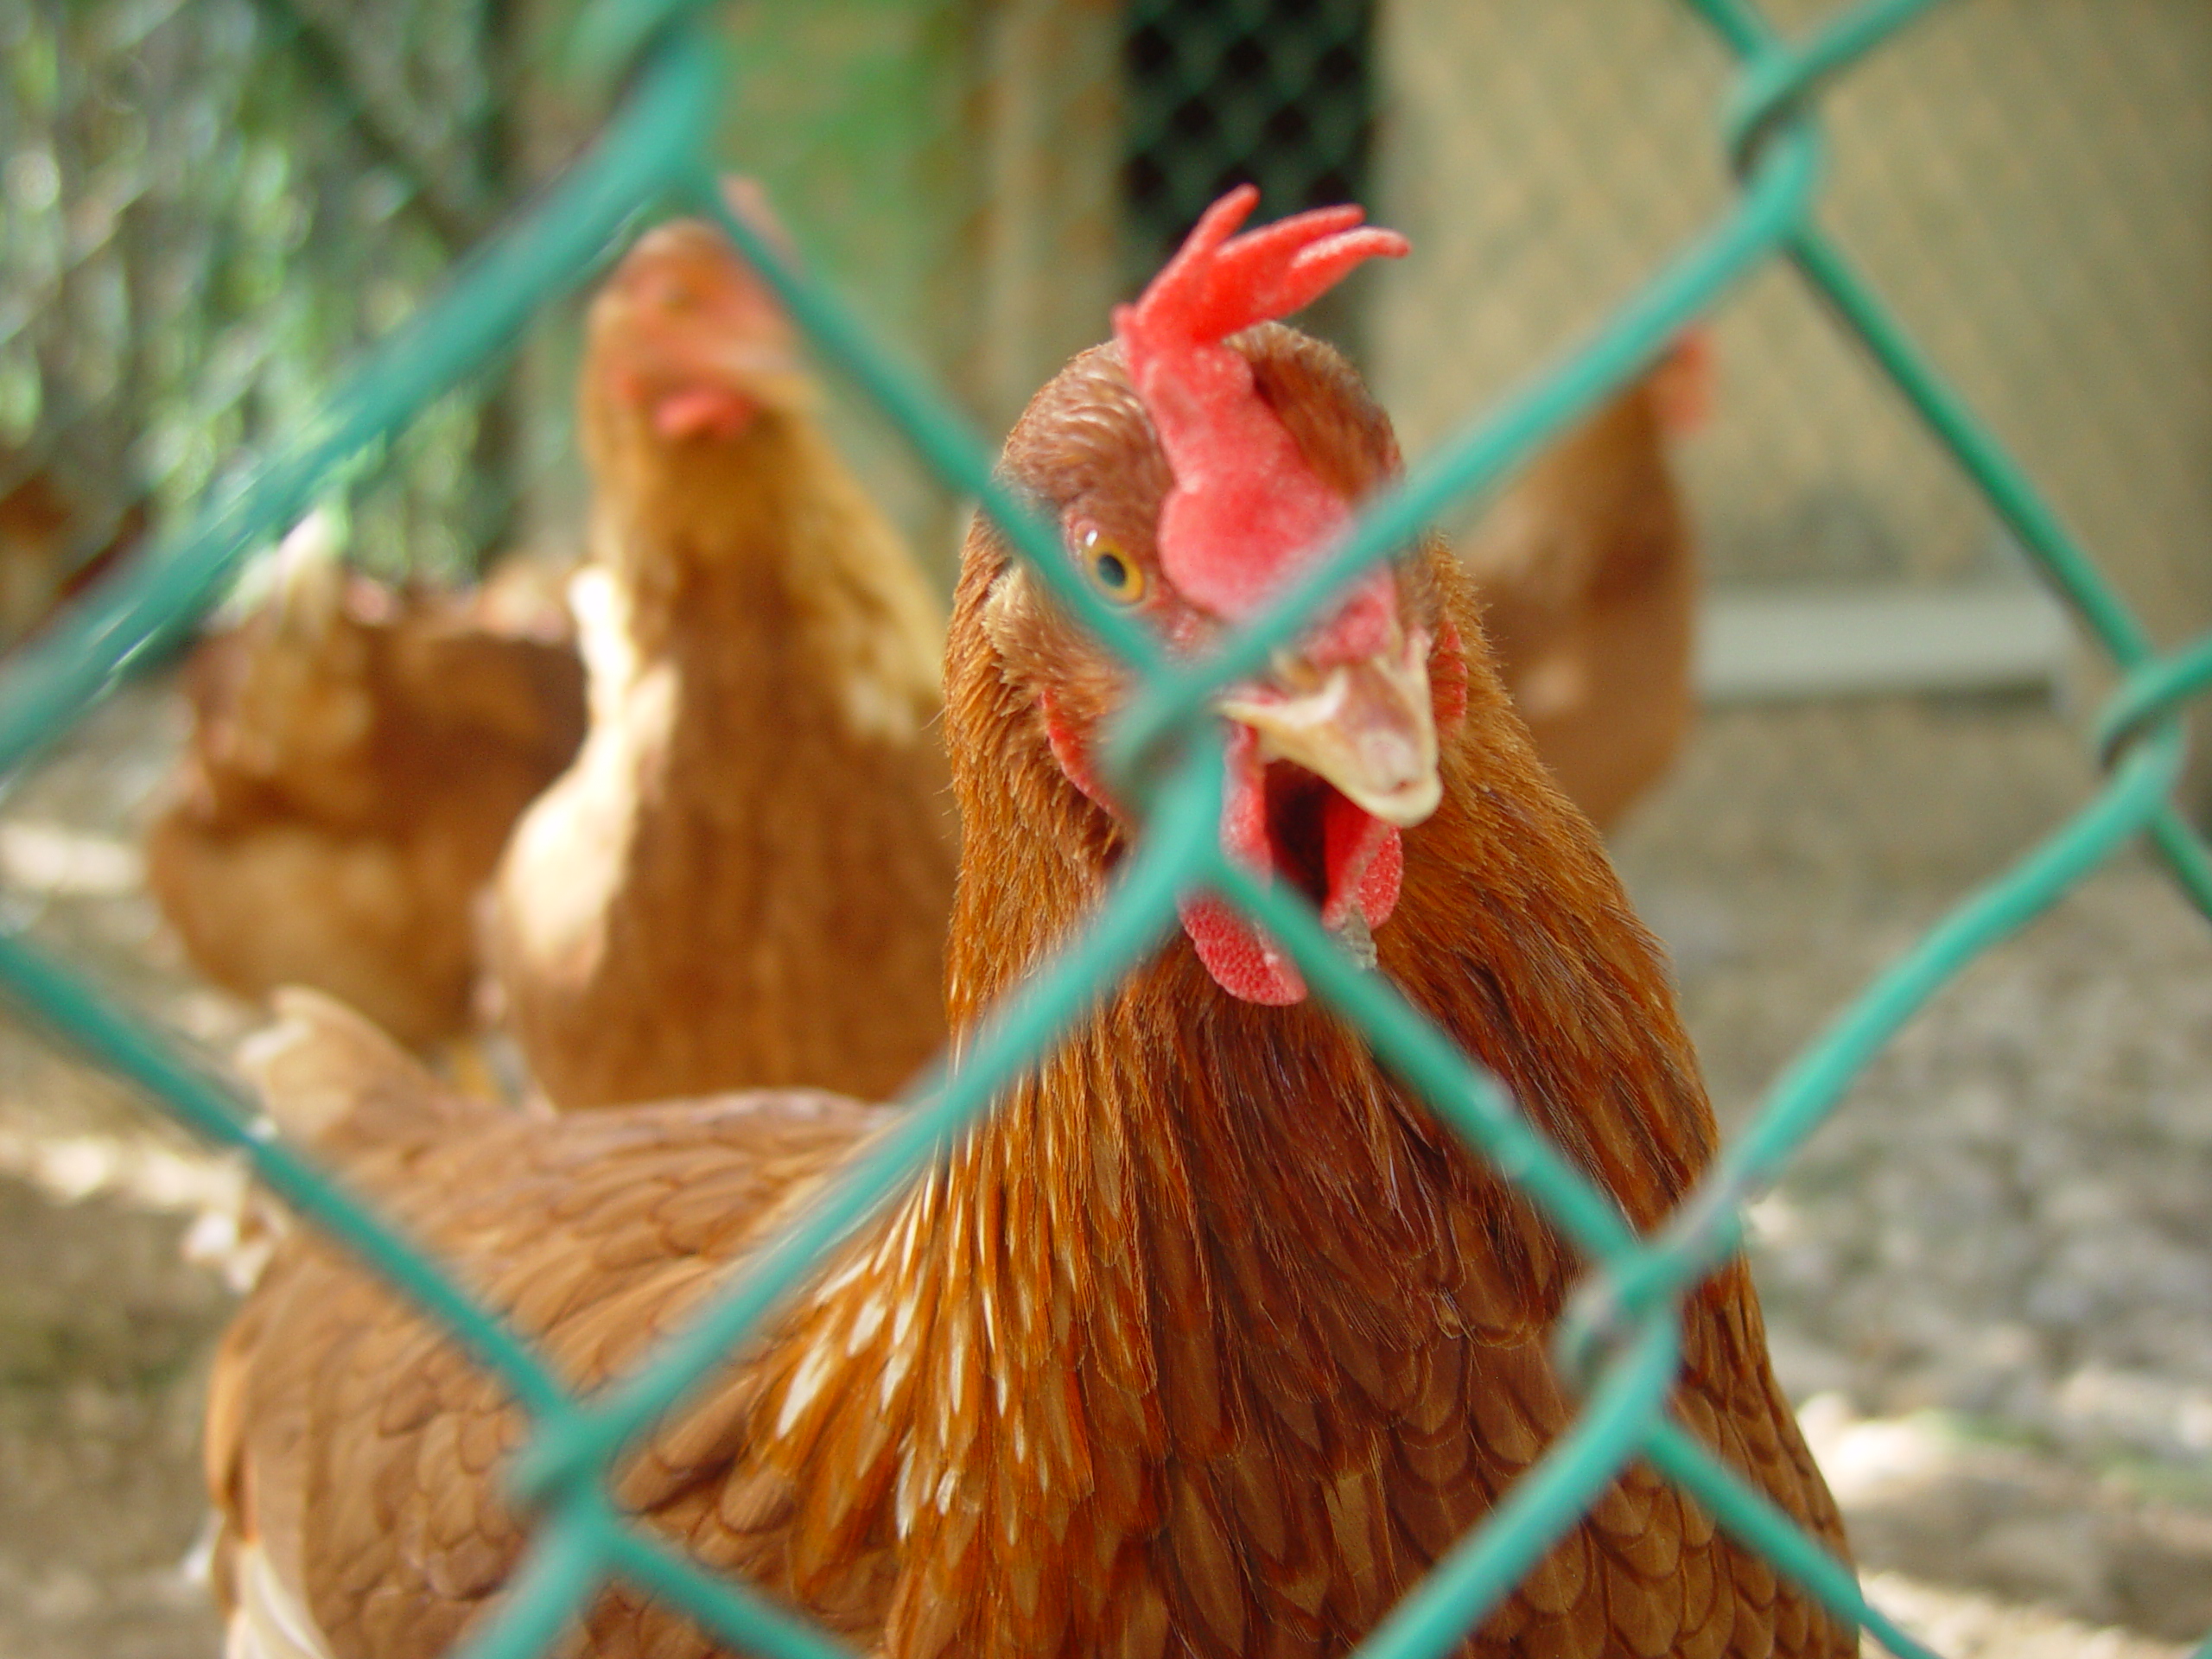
(0, 676, 2205, 1657)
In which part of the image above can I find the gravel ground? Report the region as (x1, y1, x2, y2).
(0, 677, 2205, 1656)
(1614, 694, 2212, 1648)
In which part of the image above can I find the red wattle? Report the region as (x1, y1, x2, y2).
(1179, 893, 1306, 1006)
(1177, 724, 1404, 1006)
(1356, 829, 1403, 929)
(1042, 692, 1113, 810)
(1319, 792, 1401, 931)
(653, 385, 758, 441)
(1180, 723, 1305, 1002)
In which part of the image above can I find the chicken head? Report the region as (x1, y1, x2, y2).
(582, 184, 813, 455)
(982, 186, 1449, 1005)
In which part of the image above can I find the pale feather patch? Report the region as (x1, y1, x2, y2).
(894, 1446, 924, 1537)
(498, 566, 675, 974)
(977, 561, 1036, 660)
(233, 987, 434, 1148)
(568, 564, 639, 713)
(812, 1248, 873, 1307)
(797, 500, 943, 748)
(845, 1287, 889, 1356)
(227, 1541, 336, 1659)
(894, 1176, 937, 1281)
(774, 1335, 840, 1440)
(943, 1305, 969, 1421)
(837, 669, 925, 748)
(878, 1320, 916, 1408)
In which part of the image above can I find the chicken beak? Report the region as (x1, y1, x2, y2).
(639, 333, 817, 439)
(702, 341, 816, 412)
(1217, 618, 1442, 829)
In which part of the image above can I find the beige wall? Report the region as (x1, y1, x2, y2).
(523, 0, 2211, 686)
(1370, 0, 2211, 659)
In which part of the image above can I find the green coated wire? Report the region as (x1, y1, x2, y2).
(0, 1, 2207, 1657)
(2098, 635, 2212, 763)
(1644, 1424, 1941, 1659)
(0, 28, 723, 784)
(567, 0, 715, 89)
(1109, 117, 1824, 791)
(0, 927, 572, 1417)
(683, 168, 1166, 677)
(1205, 854, 1641, 1267)
(453, 1508, 607, 1659)
(1679, 0, 1775, 56)
(1785, 226, 2155, 666)
(507, 742, 1213, 1506)
(601, 1518, 860, 1659)
(1725, 728, 2180, 1198)
(1721, 0, 1949, 173)
(1579, 724, 2188, 1339)
(1354, 1318, 1684, 1659)
(2147, 804, 2212, 922)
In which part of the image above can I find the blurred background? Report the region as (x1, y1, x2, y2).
(0, 0, 2209, 1655)
(9, 0, 2206, 651)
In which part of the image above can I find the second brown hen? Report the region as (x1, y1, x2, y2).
(1464, 332, 1710, 832)
(147, 517, 586, 1050)
(484, 207, 957, 1109)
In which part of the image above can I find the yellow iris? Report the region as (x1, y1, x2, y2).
(1084, 536, 1147, 605)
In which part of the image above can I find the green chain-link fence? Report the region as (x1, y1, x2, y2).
(1, 0, 2210, 1656)
(707, 0, 2212, 618)
(23, 0, 2204, 637)
(1367, 0, 2212, 595)
(0, 0, 537, 620)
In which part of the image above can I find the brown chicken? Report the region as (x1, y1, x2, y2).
(1462, 331, 1711, 832)
(483, 203, 957, 1109)
(147, 515, 587, 1050)
(206, 191, 1848, 1658)
(0, 450, 148, 650)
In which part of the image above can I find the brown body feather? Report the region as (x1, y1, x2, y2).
(483, 223, 957, 1109)
(0, 452, 148, 650)
(208, 325, 1846, 1657)
(1462, 365, 1699, 834)
(148, 566, 586, 1050)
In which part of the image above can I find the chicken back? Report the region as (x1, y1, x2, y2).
(483, 204, 957, 1109)
(207, 192, 1849, 1659)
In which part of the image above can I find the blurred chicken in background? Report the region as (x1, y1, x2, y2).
(146, 512, 586, 1052)
(0, 450, 149, 652)
(484, 188, 958, 1109)
(1464, 328, 1712, 832)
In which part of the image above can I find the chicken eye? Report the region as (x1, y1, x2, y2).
(1083, 537, 1147, 606)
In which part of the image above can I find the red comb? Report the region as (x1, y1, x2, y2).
(1113, 185, 1409, 620)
